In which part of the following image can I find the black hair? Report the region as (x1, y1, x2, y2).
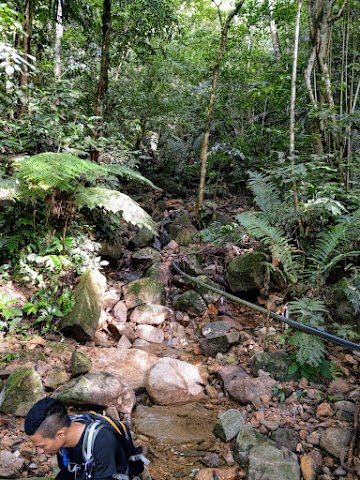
(24, 398, 71, 438)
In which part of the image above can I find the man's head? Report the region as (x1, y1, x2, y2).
(25, 398, 71, 455)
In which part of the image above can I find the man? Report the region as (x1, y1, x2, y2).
(24, 398, 128, 480)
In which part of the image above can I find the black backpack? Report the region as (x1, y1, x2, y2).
(60, 411, 149, 480)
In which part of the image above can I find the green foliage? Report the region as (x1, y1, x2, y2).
(0, 292, 23, 331)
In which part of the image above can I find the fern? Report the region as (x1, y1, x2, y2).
(288, 331, 327, 368)
(75, 186, 157, 234)
(236, 212, 298, 282)
(104, 164, 157, 188)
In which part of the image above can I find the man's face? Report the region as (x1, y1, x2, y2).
(29, 430, 65, 455)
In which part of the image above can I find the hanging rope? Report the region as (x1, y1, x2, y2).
(171, 261, 360, 352)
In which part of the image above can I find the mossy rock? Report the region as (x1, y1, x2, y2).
(123, 277, 166, 308)
(0, 366, 44, 416)
(173, 290, 207, 316)
(225, 252, 268, 292)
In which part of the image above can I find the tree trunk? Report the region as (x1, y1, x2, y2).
(54, 0, 64, 81)
(269, 0, 282, 59)
(19, 0, 34, 88)
(196, 0, 245, 215)
(92, 0, 112, 162)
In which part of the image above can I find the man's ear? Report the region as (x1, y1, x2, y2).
(56, 427, 67, 439)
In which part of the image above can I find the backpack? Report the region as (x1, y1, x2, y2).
(60, 411, 150, 480)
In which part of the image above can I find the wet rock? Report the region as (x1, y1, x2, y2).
(130, 304, 172, 325)
(77, 346, 158, 389)
(0, 366, 44, 416)
(226, 372, 276, 406)
(60, 269, 107, 342)
(200, 330, 240, 357)
(247, 444, 300, 480)
(173, 290, 207, 316)
(52, 371, 136, 420)
(225, 252, 268, 293)
(251, 350, 295, 381)
(0, 450, 25, 477)
(71, 351, 92, 377)
(122, 277, 165, 308)
(270, 428, 299, 452)
(213, 409, 246, 442)
(319, 427, 352, 459)
(145, 357, 206, 405)
(136, 324, 165, 343)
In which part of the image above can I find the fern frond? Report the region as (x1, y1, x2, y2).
(289, 331, 327, 368)
(236, 212, 298, 282)
(104, 164, 158, 189)
(74, 186, 157, 234)
(310, 223, 348, 266)
(247, 171, 293, 223)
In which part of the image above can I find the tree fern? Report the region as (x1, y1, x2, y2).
(236, 212, 298, 282)
(75, 186, 157, 234)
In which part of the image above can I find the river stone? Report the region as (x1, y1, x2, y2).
(71, 351, 92, 377)
(77, 346, 158, 389)
(60, 269, 107, 342)
(251, 350, 294, 381)
(122, 277, 165, 308)
(0, 366, 44, 416)
(195, 467, 238, 480)
(319, 427, 352, 459)
(194, 275, 223, 304)
(0, 450, 25, 477)
(173, 290, 207, 316)
(200, 331, 240, 357)
(135, 324, 165, 343)
(247, 444, 300, 480)
(130, 304, 172, 325)
(133, 403, 217, 445)
(213, 409, 246, 442)
(334, 400, 355, 421)
(52, 371, 136, 418)
(145, 357, 206, 405)
(225, 252, 268, 292)
(227, 373, 276, 405)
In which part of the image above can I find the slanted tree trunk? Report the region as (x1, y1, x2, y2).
(92, 0, 112, 162)
(54, 0, 64, 81)
(196, 0, 245, 215)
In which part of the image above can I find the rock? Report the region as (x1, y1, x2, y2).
(270, 428, 299, 452)
(102, 289, 120, 311)
(0, 366, 44, 416)
(60, 269, 107, 342)
(145, 262, 171, 285)
(52, 371, 136, 419)
(132, 247, 161, 269)
(202, 321, 231, 338)
(200, 331, 240, 357)
(173, 290, 207, 316)
(93, 330, 111, 347)
(168, 214, 197, 245)
(333, 400, 355, 421)
(43, 366, 69, 390)
(122, 277, 165, 308)
(213, 409, 246, 442)
(131, 226, 154, 248)
(194, 467, 238, 480)
(0, 450, 25, 477)
(226, 373, 276, 406)
(77, 346, 158, 389)
(130, 304, 172, 325)
(251, 350, 294, 381)
(233, 424, 272, 464)
(136, 324, 165, 343)
(225, 252, 268, 292)
(193, 275, 223, 304)
(145, 357, 206, 405)
(112, 301, 128, 323)
(247, 443, 300, 480)
(71, 351, 92, 377)
(98, 241, 123, 260)
(301, 454, 320, 480)
(116, 335, 132, 351)
(216, 365, 248, 391)
(319, 427, 352, 459)
(316, 402, 333, 417)
(133, 403, 217, 445)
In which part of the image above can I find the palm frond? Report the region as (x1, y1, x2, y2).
(236, 212, 298, 282)
(74, 186, 157, 234)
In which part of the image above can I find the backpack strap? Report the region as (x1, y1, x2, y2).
(82, 420, 104, 463)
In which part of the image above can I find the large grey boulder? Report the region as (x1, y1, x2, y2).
(0, 366, 44, 416)
(145, 357, 206, 405)
(52, 371, 136, 421)
(60, 269, 107, 342)
(225, 252, 268, 292)
(122, 277, 165, 308)
(247, 443, 300, 480)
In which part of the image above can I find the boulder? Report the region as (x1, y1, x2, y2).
(60, 269, 107, 342)
(132, 247, 161, 269)
(168, 214, 197, 245)
(213, 409, 246, 442)
(130, 304, 172, 325)
(251, 350, 294, 381)
(247, 444, 300, 480)
(122, 277, 165, 308)
(131, 226, 154, 248)
(71, 351, 92, 377)
(226, 372, 276, 406)
(145, 357, 206, 405)
(136, 324, 165, 343)
(0, 366, 44, 416)
(173, 290, 207, 316)
(145, 262, 171, 285)
(52, 371, 136, 419)
(225, 252, 268, 292)
(0, 450, 25, 477)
